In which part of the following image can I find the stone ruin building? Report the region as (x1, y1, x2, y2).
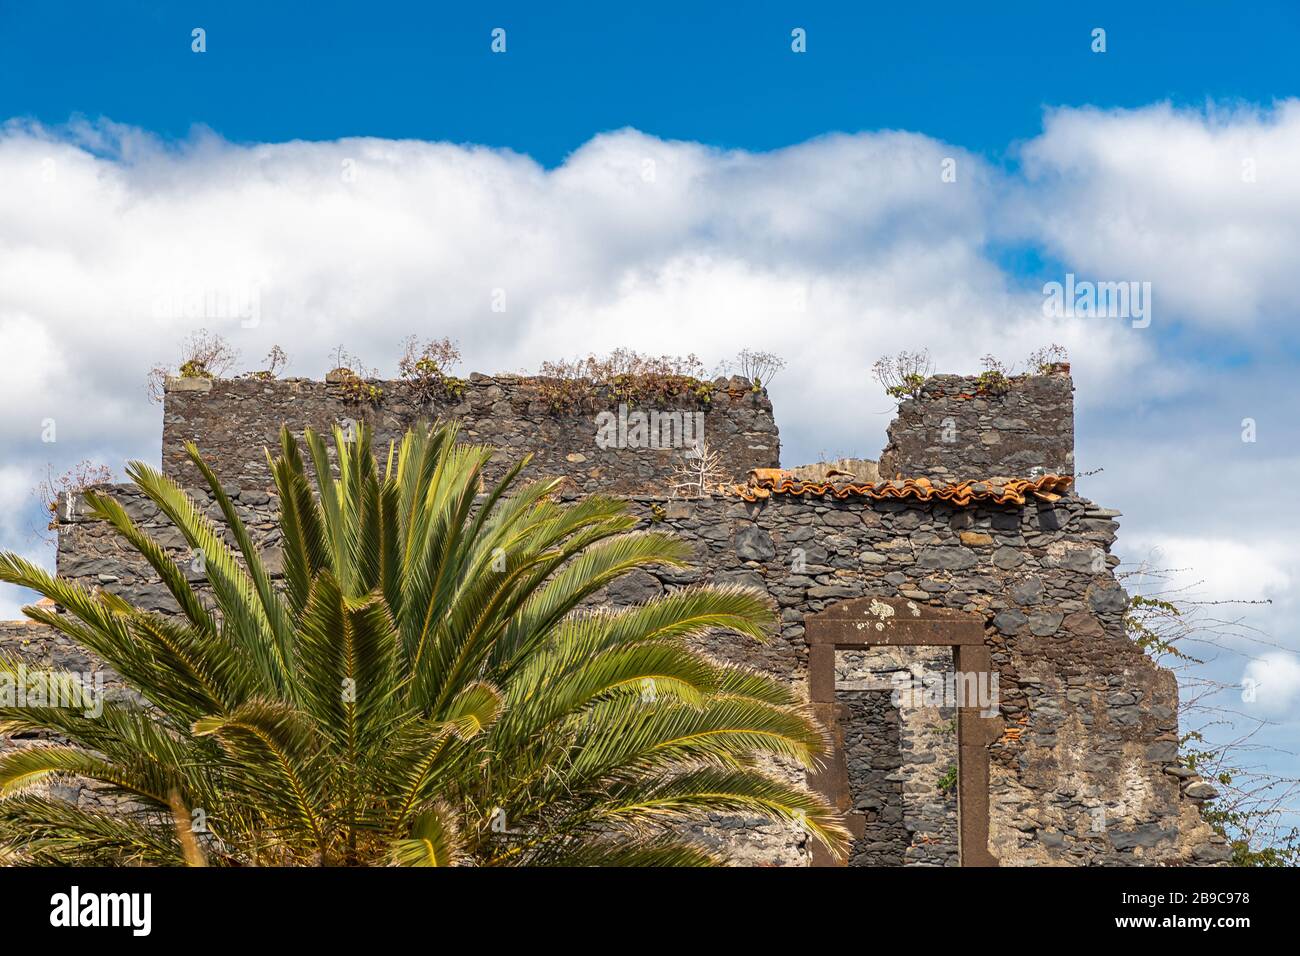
(1, 365, 1233, 866)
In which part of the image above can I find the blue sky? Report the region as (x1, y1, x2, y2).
(2, 2, 1299, 847)
(4, 1, 1298, 166)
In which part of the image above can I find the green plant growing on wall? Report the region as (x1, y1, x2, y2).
(329, 346, 384, 405)
(1178, 730, 1299, 867)
(871, 349, 932, 402)
(0, 421, 850, 866)
(538, 350, 718, 413)
(398, 336, 467, 403)
(247, 345, 289, 381)
(937, 763, 958, 793)
(1124, 595, 1198, 662)
(338, 373, 383, 405)
(975, 354, 1012, 395)
(734, 349, 786, 392)
(535, 363, 590, 414)
(1026, 344, 1069, 375)
(146, 329, 241, 404)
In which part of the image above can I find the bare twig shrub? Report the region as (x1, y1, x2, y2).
(735, 349, 786, 391)
(146, 329, 240, 403)
(669, 438, 729, 499)
(871, 349, 932, 402)
(1121, 559, 1298, 865)
(873, 346, 1069, 407)
(32, 460, 114, 543)
(538, 349, 716, 413)
(398, 336, 466, 402)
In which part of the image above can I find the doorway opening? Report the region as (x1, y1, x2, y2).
(804, 597, 999, 867)
(838, 645, 959, 866)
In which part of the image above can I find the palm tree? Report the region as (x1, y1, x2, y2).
(0, 422, 847, 865)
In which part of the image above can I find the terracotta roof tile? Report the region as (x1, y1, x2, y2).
(729, 468, 1073, 506)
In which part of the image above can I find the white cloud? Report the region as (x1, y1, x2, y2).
(1018, 100, 1300, 333)
(1243, 653, 1300, 717)
(0, 115, 1173, 478)
(0, 314, 63, 409)
(1123, 534, 1293, 605)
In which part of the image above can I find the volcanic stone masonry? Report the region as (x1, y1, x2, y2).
(879, 372, 1074, 480)
(837, 646, 960, 867)
(3, 366, 1233, 866)
(162, 374, 779, 493)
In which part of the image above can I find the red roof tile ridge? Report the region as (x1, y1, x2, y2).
(729, 468, 1073, 506)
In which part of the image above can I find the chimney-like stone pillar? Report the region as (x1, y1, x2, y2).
(878, 369, 1074, 481)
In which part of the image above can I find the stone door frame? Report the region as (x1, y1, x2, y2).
(805, 597, 999, 867)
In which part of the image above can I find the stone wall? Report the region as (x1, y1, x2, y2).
(838, 646, 959, 866)
(3, 362, 1232, 867)
(878, 371, 1074, 481)
(0, 619, 76, 673)
(840, 689, 907, 865)
(36, 477, 1230, 866)
(54, 482, 272, 618)
(621, 489, 1227, 866)
(0, 619, 133, 814)
(162, 374, 779, 495)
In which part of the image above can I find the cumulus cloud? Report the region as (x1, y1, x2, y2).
(0, 114, 1166, 476)
(1123, 534, 1293, 605)
(1018, 100, 1300, 334)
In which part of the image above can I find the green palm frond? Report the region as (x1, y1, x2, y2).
(0, 695, 210, 801)
(267, 427, 331, 615)
(294, 571, 400, 751)
(500, 640, 721, 739)
(599, 585, 776, 648)
(184, 442, 297, 676)
(0, 795, 182, 866)
(389, 803, 463, 866)
(192, 700, 330, 851)
(0, 419, 849, 866)
(0, 744, 174, 806)
(82, 489, 219, 638)
(530, 836, 721, 867)
(566, 694, 827, 782)
(592, 767, 851, 859)
(124, 460, 291, 695)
